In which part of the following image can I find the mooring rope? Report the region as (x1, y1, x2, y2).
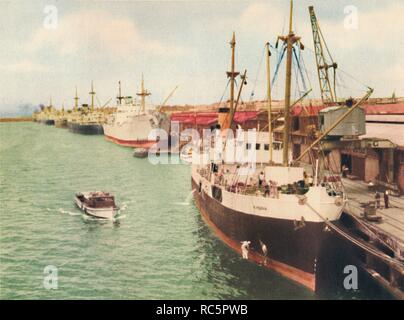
(301, 198, 403, 269)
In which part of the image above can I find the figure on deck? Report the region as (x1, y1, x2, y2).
(241, 241, 251, 259)
(384, 190, 390, 209)
(375, 191, 381, 209)
(259, 240, 269, 265)
(258, 171, 265, 188)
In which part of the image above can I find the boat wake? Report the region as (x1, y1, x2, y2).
(173, 201, 192, 206)
(81, 214, 106, 222)
(80, 213, 127, 223)
(113, 214, 127, 222)
(174, 189, 196, 206)
(81, 214, 95, 221)
(58, 208, 81, 216)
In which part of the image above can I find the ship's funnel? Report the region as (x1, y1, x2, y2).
(218, 107, 231, 130)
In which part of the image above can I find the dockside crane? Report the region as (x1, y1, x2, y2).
(309, 6, 338, 106)
(156, 85, 179, 113)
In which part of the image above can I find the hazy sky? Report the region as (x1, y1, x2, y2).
(0, 0, 403, 112)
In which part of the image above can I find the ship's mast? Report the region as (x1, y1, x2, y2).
(226, 32, 240, 128)
(265, 42, 273, 163)
(278, 0, 301, 166)
(136, 74, 151, 113)
(74, 86, 79, 111)
(89, 81, 96, 112)
(225, 33, 247, 133)
(117, 81, 124, 105)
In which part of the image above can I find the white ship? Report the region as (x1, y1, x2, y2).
(103, 77, 170, 149)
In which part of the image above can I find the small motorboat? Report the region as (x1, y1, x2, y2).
(133, 147, 148, 158)
(74, 191, 119, 219)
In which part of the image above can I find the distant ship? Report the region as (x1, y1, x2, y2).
(54, 105, 68, 128)
(67, 83, 105, 135)
(68, 111, 104, 135)
(103, 77, 170, 149)
(35, 97, 57, 125)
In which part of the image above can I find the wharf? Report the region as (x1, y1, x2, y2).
(342, 178, 404, 258)
(0, 117, 32, 122)
(341, 178, 404, 299)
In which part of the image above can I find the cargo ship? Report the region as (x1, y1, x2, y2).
(68, 112, 104, 135)
(54, 118, 67, 128)
(103, 77, 170, 148)
(191, 1, 373, 292)
(35, 97, 57, 125)
(54, 105, 68, 128)
(67, 83, 105, 135)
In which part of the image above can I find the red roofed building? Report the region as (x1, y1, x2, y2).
(170, 111, 270, 134)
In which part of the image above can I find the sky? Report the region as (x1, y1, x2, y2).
(0, 0, 403, 114)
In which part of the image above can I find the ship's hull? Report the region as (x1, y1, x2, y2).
(55, 120, 68, 128)
(103, 113, 167, 149)
(191, 177, 336, 292)
(74, 196, 118, 219)
(104, 134, 157, 149)
(68, 122, 104, 135)
(40, 119, 55, 125)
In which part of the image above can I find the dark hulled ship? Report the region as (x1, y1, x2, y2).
(55, 118, 68, 128)
(190, 2, 359, 291)
(68, 118, 104, 135)
(44, 119, 55, 125)
(67, 83, 105, 135)
(54, 106, 69, 128)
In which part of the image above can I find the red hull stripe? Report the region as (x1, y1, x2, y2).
(104, 135, 156, 149)
(194, 192, 316, 292)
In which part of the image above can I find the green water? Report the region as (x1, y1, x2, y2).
(0, 123, 380, 299)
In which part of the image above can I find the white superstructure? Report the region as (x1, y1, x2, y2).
(103, 79, 169, 148)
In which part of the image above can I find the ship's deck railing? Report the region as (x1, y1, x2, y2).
(197, 164, 344, 199)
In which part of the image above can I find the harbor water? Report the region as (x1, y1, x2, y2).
(0, 123, 386, 299)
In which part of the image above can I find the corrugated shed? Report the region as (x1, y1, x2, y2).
(363, 123, 404, 147)
(170, 111, 259, 126)
(364, 103, 404, 115)
(366, 115, 404, 123)
(291, 102, 404, 116)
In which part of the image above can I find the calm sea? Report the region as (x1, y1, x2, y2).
(0, 123, 386, 299)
